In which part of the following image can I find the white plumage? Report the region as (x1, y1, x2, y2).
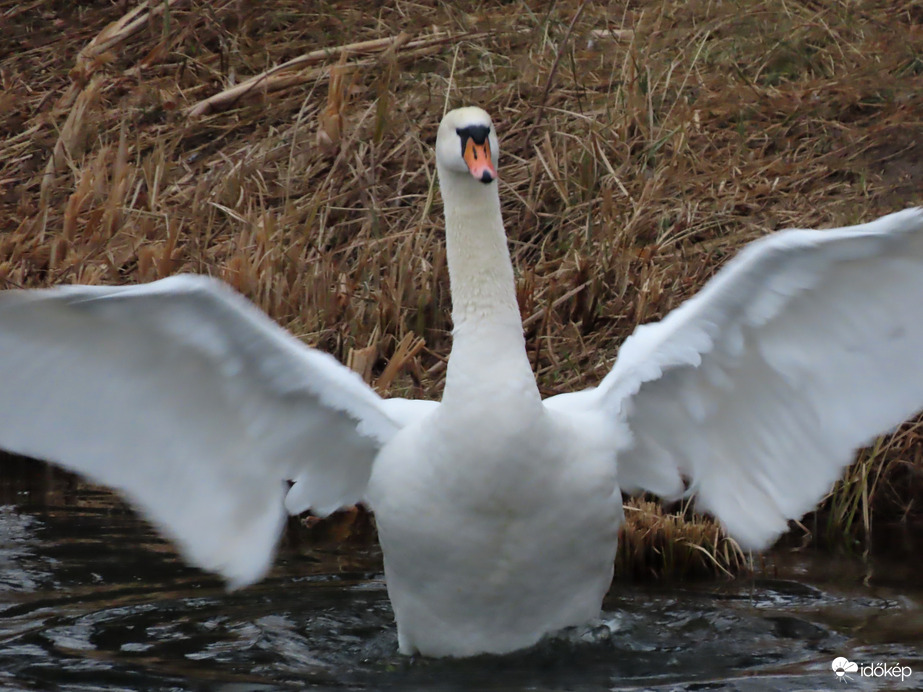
(0, 106, 921, 657)
(0, 277, 403, 588)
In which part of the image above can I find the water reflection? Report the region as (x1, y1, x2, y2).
(1, 489, 921, 690)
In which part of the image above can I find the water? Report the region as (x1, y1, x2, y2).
(1, 489, 921, 691)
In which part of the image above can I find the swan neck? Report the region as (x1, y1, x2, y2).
(439, 166, 538, 402)
(440, 170, 518, 323)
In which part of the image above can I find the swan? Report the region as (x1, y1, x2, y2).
(1, 106, 922, 658)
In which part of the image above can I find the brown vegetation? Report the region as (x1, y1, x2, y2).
(1, 0, 922, 577)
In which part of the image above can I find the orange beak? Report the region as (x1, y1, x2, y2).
(463, 138, 497, 183)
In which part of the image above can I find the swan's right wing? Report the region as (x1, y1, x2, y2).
(547, 208, 923, 549)
(0, 275, 421, 587)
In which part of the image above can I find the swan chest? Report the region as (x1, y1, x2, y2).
(366, 405, 622, 656)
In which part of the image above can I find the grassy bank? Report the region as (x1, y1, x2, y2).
(1, 0, 921, 577)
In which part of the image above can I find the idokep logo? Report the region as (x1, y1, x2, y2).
(832, 656, 912, 683)
(832, 657, 858, 681)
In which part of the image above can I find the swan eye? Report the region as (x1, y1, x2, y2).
(455, 125, 490, 151)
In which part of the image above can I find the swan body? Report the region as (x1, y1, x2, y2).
(370, 385, 622, 656)
(1, 106, 923, 657)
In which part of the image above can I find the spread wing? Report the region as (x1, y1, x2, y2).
(0, 275, 430, 587)
(546, 208, 923, 549)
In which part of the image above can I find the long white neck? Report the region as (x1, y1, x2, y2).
(438, 165, 539, 404)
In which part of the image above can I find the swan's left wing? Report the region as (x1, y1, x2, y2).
(0, 275, 425, 587)
(546, 208, 923, 549)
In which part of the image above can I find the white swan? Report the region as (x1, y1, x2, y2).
(1, 106, 922, 658)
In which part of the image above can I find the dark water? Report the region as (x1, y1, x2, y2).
(1, 490, 922, 691)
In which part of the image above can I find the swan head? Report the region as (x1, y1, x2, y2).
(436, 107, 499, 184)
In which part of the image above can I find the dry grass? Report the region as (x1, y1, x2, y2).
(617, 500, 748, 580)
(1, 0, 922, 577)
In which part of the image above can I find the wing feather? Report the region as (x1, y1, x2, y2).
(0, 275, 425, 587)
(547, 208, 923, 549)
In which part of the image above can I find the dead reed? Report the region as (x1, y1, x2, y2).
(1, 0, 922, 577)
(617, 500, 748, 580)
